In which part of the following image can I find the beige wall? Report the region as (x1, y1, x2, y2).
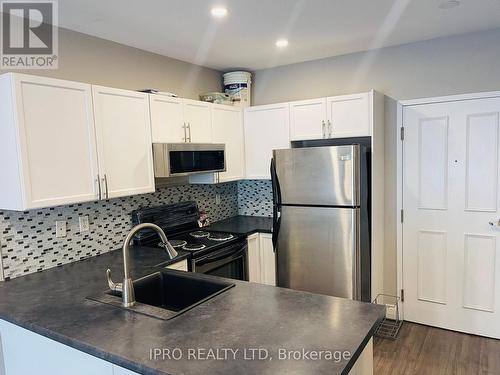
(0, 27, 222, 99)
(252, 28, 500, 295)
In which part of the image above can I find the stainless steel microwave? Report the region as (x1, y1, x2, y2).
(152, 143, 226, 177)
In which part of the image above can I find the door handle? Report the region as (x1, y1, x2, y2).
(183, 122, 187, 142)
(328, 120, 332, 138)
(188, 123, 192, 142)
(489, 219, 500, 227)
(321, 120, 326, 138)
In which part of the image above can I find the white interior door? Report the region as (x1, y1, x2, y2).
(403, 96, 500, 338)
(92, 86, 155, 199)
(183, 99, 212, 143)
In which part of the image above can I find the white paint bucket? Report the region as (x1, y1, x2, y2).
(223, 71, 252, 107)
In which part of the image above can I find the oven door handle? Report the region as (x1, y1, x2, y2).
(196, 245, 246, 266)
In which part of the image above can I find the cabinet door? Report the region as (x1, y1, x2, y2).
(326, 93, 371, 138)
(92, 86, 155, 199)
(247, 233, 261, 283)
(212, 104, 245, 182)
(12, 74, 99, 209)
(260, 234, 276, 286)
(244, 103, 290, 179)
(183, 99, 212, 143)
(166, 259, 188, 271)
(149, 95, 186, 143)
(289, 98, 327, 141)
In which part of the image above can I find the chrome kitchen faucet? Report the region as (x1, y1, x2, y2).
(106, 223, 178, 307)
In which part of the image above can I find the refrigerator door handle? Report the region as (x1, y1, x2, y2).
(270, 158, 282, 250)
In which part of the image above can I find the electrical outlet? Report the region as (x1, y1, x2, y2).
(55, 221, 67, 238)
(79, 216, 90, 233)
(215, 194, 221, 205)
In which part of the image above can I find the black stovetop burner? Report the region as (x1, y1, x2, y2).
(131, 202, 242, 257)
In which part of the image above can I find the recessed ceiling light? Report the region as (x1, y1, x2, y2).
(211, 7, 228, 18)
(438, 0, 460, 9)
(275, 39, 289, 48)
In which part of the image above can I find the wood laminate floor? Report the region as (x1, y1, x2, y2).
(374, 322, 500, 374)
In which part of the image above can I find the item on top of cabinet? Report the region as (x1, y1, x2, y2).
(138, 89, 178, 97)
(223, 71, 252, 107)
(199, 92, 232, 105)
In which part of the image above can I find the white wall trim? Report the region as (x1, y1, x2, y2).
(396, 89, 500, 321)
(399, 91, 500, 107)
(396, 102, 404, 319)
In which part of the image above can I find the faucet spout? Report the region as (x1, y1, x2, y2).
(108, 223, 178, 308)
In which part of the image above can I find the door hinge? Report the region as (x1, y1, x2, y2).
(400, 126, 405, 141)
(400, 209, 404, 223)
(401, 289, 405, 302)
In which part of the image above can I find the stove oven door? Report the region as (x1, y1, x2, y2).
(193, 240, 248, 281)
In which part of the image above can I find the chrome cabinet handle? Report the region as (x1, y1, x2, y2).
(489, 219, 500, 227)
(96, 175, 101, 200)
(104, 174, 109, 199)
(328, 120, 332, 138)
(183, 122, 187, 142)
(322, 120, 326, 138)
(188, 123, 192, 142)
(106, 269, 122, 292)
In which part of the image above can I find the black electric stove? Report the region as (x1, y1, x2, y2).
(131, 202, 248, 281)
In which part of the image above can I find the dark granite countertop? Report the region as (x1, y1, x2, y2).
(208, 215, 273, 235)
(0, 245, 384, 375)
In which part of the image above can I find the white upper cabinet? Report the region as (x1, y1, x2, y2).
(326, 92, 371, 138)
(289, 92, 373, 140)
(211, 104, 245, 182)
(151, 97, 213, 144)
(289, 97, 327, 141)
(0, 73, 99, 210)
(92, 86, 155, 199)
(244, 103, 290, 179)
(183, 99, 212, 143)
(149, 95, 185, 143)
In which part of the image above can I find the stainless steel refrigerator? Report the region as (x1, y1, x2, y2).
(271, 145, 371, 302)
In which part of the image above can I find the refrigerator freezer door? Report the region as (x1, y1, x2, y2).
(276, 205, 360, 299)
(273, 145, 359, 206)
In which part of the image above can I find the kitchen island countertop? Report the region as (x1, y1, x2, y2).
(0, 244, 384, 375)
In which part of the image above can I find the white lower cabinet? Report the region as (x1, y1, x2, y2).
(165, 259, 188, 271)
(0, 319, 141, 375)
(347, 339, 373, 375)
(247, 233, 276, 286)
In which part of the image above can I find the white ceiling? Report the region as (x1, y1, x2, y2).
(58, 0, 500, 71)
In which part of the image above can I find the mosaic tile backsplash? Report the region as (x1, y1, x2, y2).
(237, 180, 273, 217)
(0, 183, 238, 280)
